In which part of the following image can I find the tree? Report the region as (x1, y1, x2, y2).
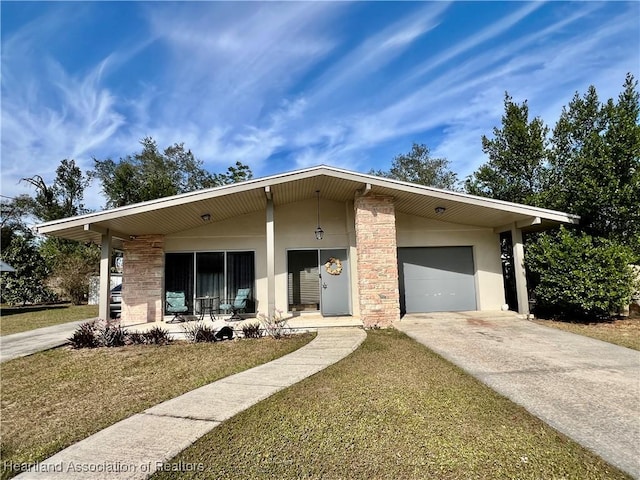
(546, 74, 640, 253)
(20, 159, 90, 221)
(371, 143, 459, 190)
(92, 138, 253, 207)
(0, 232, 56, 306)
(465, 94, 548, 206)
(18, 159, 97, 304)
(1, 197, 30, 250)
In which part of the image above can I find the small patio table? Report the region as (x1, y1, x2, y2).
(195, 296, 219, 321)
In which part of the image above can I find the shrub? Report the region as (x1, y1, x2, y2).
(241, 322, 262, 339)
(69, 322, 172, 348)
(258, 310, 290, 339)
(526, 227, 638, 320)
(126, 331, 147, 345)
(68, 322, 99, 349)
(96, 325, 127, 347)
(144, 326, 173, 345)
(182, 322, 218, 343)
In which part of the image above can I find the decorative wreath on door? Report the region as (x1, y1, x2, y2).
(324, 257, 343, 276)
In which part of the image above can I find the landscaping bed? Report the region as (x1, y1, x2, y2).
(152, 329, 630, 480)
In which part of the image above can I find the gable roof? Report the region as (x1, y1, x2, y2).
(36, 165, 579, 245)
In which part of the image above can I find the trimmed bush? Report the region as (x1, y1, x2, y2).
(526, 227, 638, 320)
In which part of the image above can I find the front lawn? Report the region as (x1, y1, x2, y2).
(534, 317, 640, 351)
(0, 334, 314, 480)
(153, 329, 629, 480)
(0, 304, 98, 336)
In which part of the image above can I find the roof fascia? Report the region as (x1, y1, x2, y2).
(36, 164, 579, 234)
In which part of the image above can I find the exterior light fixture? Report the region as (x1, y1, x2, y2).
(434, 206, 446, 215)
(201, 213, 211, 222)
(315, 190, 324, 240)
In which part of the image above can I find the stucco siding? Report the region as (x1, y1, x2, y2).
(274, 198, 359, 316)
(395, 212, 505, 310)
(164, 210, 268, 315)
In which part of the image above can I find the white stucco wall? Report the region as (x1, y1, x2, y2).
(163, 201, 506, 317)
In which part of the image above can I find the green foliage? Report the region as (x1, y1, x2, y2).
(465, 94, 548, 205)
(546, 74, 640, 253)
(40, 238, 100, 304)
(92, 137, 253, 207)
(372, 143, 459, 190)
(0, 198, 30, 250)
(20, 159, 90, 221)
(0, 234, 56, 306)
(526, 227, 638, 319)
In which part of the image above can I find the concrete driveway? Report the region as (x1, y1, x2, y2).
(396, 311, 640, 478)
(0, 319, 92, 363)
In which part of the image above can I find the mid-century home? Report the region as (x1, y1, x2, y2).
(36, 166, 579, 327)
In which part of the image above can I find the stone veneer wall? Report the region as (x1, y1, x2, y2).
(354, 195, 400, 327)
(122, 235, 164, 324)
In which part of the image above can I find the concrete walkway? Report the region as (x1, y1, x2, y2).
(14, 327, 366, 479)
(0, 319, 95, 363)
(396, 311, 640, 479)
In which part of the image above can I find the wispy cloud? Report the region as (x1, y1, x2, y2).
(1, 2, 637, 209)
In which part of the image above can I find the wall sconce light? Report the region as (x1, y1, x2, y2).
(315, 190, 324, 240)
(201, 213, 211, 222)
(434, 206, 446, 215)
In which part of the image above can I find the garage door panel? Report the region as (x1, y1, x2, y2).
(399, 247, 477, 313)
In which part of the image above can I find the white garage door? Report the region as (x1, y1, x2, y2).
(398, 247, 477, 313)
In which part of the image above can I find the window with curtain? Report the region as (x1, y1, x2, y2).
(227, 251, 255, 313)
(165, 253, 194, 314)
(196, 252, 224, 299)
(164, 251, 255, 315)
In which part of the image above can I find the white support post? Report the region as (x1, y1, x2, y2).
(98, 231, 112, 321)
(511, 224, 530, 316)
(266, 193, 276, 314)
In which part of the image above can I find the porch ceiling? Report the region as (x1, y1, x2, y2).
(36, 166, 579, 244)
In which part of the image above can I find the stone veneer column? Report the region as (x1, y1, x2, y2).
(122, 235, 165, 325)
(354, 195, 400, 328)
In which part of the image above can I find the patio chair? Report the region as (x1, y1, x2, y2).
(220, 288, 251, 320)
(166, 291, 189, 323)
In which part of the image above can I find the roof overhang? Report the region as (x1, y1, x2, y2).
(36, 165, 579, 245)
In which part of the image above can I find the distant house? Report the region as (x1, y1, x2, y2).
(36, 166, 578, 327)
(0, 260, 16, 272)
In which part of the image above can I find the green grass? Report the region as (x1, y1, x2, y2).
(152, 329, 630, 480)
(0, 334, 314, 480)
(534, 317, 640, 351)
(0, 304, 98, 336)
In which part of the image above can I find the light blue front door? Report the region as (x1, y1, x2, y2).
(320, 249, 350, 316)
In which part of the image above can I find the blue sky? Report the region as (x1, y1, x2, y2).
(1, 1, 639, 210)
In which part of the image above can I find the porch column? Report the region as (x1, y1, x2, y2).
(266, 189, 276, 314)
(511, 224, 530, 316)
(98, 231, 112, 321)
(354, 195, 400, 328)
